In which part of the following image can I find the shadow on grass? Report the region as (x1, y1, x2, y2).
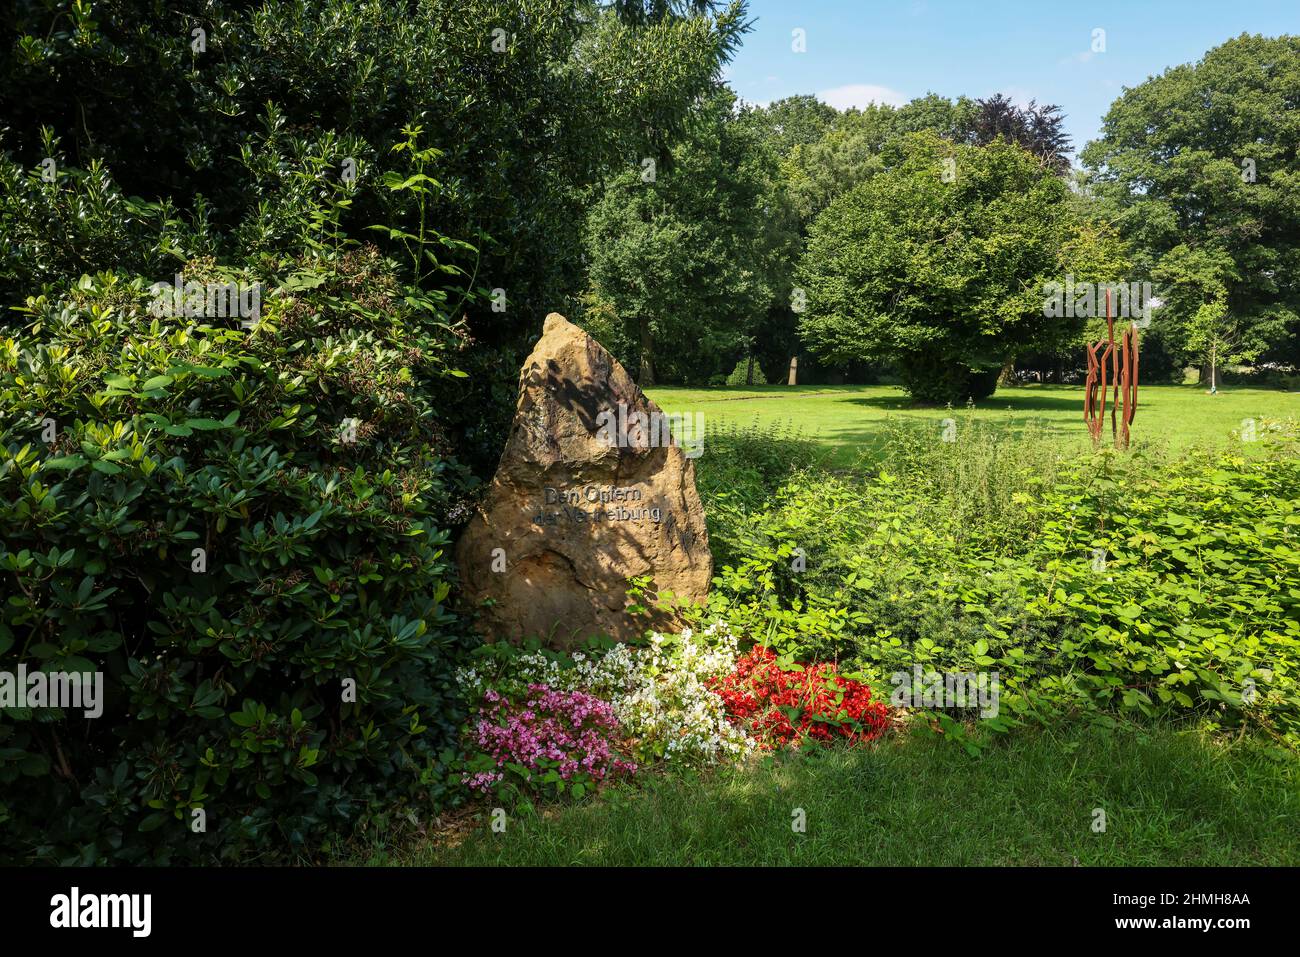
(383, 724, 1299, 867)
(844, 392, 1084, 413)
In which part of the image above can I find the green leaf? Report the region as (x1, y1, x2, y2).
(138, 812, 169, 832)
(43, 455, 87, 470)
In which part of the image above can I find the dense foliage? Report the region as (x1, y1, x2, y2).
(2, 2, 1297, 866)
(0, 0, 750, 863)
(583, 89, 795, 384)
(1, 0, 746, 461)
(770, 94, 976, 228)
(797, 132, 1128, 402)
(0, 252, 476, 863)
(2, 0, 745, 322)
(960, 93, 1071, 174)
(701, 416, 1300, 752)
(1082, 33, 1300, 374)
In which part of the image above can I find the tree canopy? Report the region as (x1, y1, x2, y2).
(584, 89, 794, 384)
(1082, 33, 1300, 371)
(797, 132, 1127, 402)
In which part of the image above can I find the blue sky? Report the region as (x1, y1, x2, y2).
(723, 0, 1300, 161)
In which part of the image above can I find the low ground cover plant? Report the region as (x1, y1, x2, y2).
(461, 685, 636, 800)
(710, 645, 889, 746)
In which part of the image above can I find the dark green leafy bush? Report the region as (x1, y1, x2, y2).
(0, 250, 477, 863)
(0, 133, 182, 296)
(1, 0, 745, 339)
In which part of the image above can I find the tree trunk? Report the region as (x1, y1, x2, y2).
(638, 317, 655, 387)
(998, 357, 1016, 386)
(1210, 343, 1217, 393)
(745, 355, 755, 386)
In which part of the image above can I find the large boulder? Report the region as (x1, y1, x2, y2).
(456, 313, 711, 646)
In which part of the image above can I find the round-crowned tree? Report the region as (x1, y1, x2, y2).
(797, 131, 1125, 403)
(1082, 34, 1300, 374)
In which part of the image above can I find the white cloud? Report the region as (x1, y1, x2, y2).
(999, 86, 1036, 109)
(1059, 50, 1095, 66)
(816, 83, 908, 111)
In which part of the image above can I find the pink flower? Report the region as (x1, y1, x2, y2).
(462, 683, 635, 794)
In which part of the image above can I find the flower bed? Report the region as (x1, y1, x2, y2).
(458, 623, 891, 800)
(459, 622, 755, 769)
(710, 646, 890, 746)
(462, 685, 636, 799)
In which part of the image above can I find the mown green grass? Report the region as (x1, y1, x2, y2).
(650, 383, 1297, 466)
(377, 724, 1299, 866)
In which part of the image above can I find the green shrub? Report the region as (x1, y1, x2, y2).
(0, 251, 477, 863)
(0, 137, 182, 302)
(692, 417, 826, 571)
(725, 357, 758, 386)
(703, 420, 1300, 747)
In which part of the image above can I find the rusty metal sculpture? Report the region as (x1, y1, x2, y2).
(1084, 289, 1139, 449)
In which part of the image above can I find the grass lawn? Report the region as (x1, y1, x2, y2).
(377, 724, 1300, 866)
(650, 383, 1298, 466)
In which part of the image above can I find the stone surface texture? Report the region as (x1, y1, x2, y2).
(455, 313, 711, 646)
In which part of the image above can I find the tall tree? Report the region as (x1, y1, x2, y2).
(0, 0, 749, 347)
(797, 132, 1127, 403)
(1081, 34, 1300, 377)
(0, 0, 750, 470)
(960, 94, 1072, 173)
(744, 92, 981, 382)
(584, 89, 794, 384)
(1187, 295, 1259, 393)
(771, 93, 978, 228)
(740, 94, 839, 157)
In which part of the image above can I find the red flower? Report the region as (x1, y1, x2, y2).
(708, 647, 889, 748)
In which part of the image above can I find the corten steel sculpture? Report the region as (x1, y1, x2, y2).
(1084, 289, 1139, 449)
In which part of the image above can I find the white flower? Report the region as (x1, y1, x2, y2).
(467, 621, 755, 766)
